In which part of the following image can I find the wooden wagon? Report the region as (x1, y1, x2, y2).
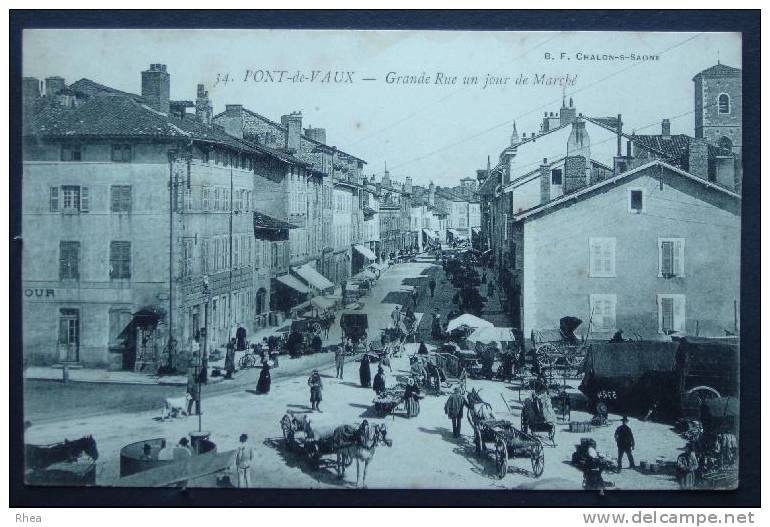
(473, 419, 545, 479)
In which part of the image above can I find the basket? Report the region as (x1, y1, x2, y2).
(569, 421, 592, 433)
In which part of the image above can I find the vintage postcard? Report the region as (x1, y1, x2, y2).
(20, 28, 742, 492)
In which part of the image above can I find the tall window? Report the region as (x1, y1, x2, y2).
(589, 294, 617, 331)
(59, 185, 89, 213)
(59, 241, 80, 280)
(61, 144, 82, 161)
(109, 241, 131, 279)
(628, 189, 644, 213)
(718, 93, 730, 114)
(658, 294, 686, 333)
(111, 185, 132, 212)
(111, 144, 132, 162)
(589, 237, 616, 277)
(658, 238, 685, 278)
(182, 240, 193, 277)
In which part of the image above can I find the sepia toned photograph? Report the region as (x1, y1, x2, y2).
(16, 24, 748, 495)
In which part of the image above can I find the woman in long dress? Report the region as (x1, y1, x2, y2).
(359, 353, 372, 388)
(256, 363, 271, 394)
(308, 369, 323, 411)
(404, 378, 422, 418)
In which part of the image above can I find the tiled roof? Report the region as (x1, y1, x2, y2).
(24, 95, 261, 154)
(253, 211, 297, 231)
(693, 63, 741, 79)
(68, 78, 143, 101)
(632, 134, 732, 166)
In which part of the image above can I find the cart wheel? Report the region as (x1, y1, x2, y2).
(530, 441, 545, 478)
(494, 439, 508, 479)
(312, 322, 322, 335)
(305, 443, 320, 469)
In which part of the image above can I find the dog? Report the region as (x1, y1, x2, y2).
(162, 393, 192, 421)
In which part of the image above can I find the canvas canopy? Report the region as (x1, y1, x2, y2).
(311, 296, 335, 312)
(353, 244, 377, 261)
(468, 326, 516, 344)
(293, 264, 334, 291)
(446, 314, 494, 333)
(275, 274, 310, 294)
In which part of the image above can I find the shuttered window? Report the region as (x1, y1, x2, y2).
(111, 185, 132, 212)
(589, 237, 616, 277)
(111, 144, 132, 162)
(59, 241, 80, 280)
(50, 187, 59, 212)
(658, 294, 686, 333)
(109, 241, 131, 279)
(659, 238, 685, 277)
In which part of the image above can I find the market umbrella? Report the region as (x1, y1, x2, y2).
(467, 326, 515, 344)
(446, 314, 494, 333)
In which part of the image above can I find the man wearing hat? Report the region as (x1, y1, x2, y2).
(373, 365, 386, 396)
(614, 416, 636, 471)
(444, 386, 469, 438)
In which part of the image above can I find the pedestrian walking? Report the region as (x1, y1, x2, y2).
(431, 313, 443, 340)
(615, 416, 636, 471)
(235, 433, 253, 488)
(444, 386, 468, 438)
(235, 326, 247, 351)
(334, 345, 346, 379)
(391, 306, 401, 327)
(308, 369, 323, 411)
(404, 378, 422, 418)
(429, 277, 436, 298)
(256, 362, 271, 393)
(311, 334, 323, 354)
(373, 365, 386, 396)
(411, 287, 419, 308)
(359, 353, 372, 388)
(224, 338, 236, 379)
(186, 370, 201, 416)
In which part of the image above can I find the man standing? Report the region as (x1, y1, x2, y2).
(224, 338, 236, 379)
(391, 306, 401, 328)
(235, 433, 253, 488)
(429, 277, 436, 298)
(614, 416, 636, 471)
(186, 370, 201, 416)
(334, 345, 346, 379)
(676, 442, 699, 489)
(444, 387, 467, 438)
(411, 287, 419, 308)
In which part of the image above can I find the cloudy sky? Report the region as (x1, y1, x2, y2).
(24, 30, 740, 187)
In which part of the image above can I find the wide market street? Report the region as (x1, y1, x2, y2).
(24, 258, 684, 490)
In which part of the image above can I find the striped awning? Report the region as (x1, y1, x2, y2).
(293, 263, 334, 291)
(353, 244, 377, 261)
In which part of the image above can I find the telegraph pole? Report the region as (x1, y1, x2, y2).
(229, 164, 233, 340)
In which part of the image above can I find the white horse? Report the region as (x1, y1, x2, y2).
(336, 423, 392, 488)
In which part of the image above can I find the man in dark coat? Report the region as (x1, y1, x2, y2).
(311, 334, 323, 355)
(418, 340, 429, 355)
(444, 387, 468, 437)
(614, 416, 636, 471)
(431, 313, 443, 340)
(373, 366, 386, 396)
(359, 354, 372, 388)
(429, 278, 436, 298)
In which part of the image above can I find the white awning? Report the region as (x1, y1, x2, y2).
(447, 229, 460, 236)
(472, 227, 481, 234)
(311, 296, 336, 312)
(275, 274, 310, 294)
(353, 244, 377, 261)
(293, 264, 335, 291)
(422, 229, 438, 239)
(368, 262, 387, 272)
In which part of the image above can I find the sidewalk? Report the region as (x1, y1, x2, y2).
(24, 366, 193, 386)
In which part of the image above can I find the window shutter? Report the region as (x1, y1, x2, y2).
(50, 187, 59, 212)
(661, 297, 674, 332)
(80, 186, 90, 212)
(673, 240, 683, 276)
(59, 318, 69, 344)
(661, 241, 674, 276)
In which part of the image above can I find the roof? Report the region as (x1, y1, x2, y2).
(253, 211, 297, 231)
(68, 78, 143, 101)
(24, 95, 261, 154)
(513, 160, 740, 222)
(693, 63, 741, 79)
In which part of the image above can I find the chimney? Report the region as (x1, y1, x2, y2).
(218, 104, 244, 139)
(22, 77, 41, 102)
(382, 163, 391, 188)
(195, 84, 213, 126)
(616, 114, 623, 157)
(688, 138, 709, 180)
(281, 112, 303, 152)
(564, 156, 587, 194)
(560, 96, 577, 126)
(539, 158, 551, 204)
(45, 76, 66, 97)
(567, 118, 591, 184)
(305, 126, 326, 144)
(141, 64, 170, 114)
(661, 118, 671, 140)
(404, 176, 412, 194)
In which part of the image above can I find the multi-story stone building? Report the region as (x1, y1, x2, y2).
(22, 65, 295, 369)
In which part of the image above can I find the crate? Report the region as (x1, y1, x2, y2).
(569, 421, 592, 433)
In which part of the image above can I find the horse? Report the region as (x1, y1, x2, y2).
(25, 436, 99, 470)
(465, 388, 497, 454)
(335, 423, 392, 488)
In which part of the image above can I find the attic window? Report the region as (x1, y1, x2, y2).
(551, 168, 563, 186)
(629, 189, 644, 213)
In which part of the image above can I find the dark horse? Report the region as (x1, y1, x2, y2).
(25, 436, 99, 470)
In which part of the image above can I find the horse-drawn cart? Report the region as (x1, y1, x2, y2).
(531, 316, 589, 381)
(340, 313, 369, 345)
(466, 389, 545, 479)
(373, 384, 407, 417)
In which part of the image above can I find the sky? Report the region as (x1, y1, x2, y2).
(23, 30, 741, 187)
